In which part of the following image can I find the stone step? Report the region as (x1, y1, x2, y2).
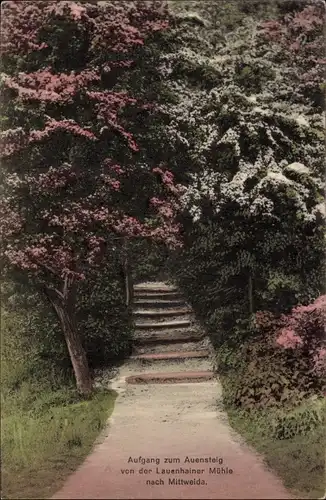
(133, 308, 190, 318)
(134, 284, 178, 293)
(134, 291, 182, 300)
(133, 329, 204, 344)
(134, 298, 186, 308)
(130, 350, 210, 361)
(134, 319, 191, 329)
(133, 339, 210, 354)
(134, 281, 176, 287)
(125, 371, 214, 384)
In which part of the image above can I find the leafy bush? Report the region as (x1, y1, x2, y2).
(131, 240, 171, 283)
(77, 260, 133, 367)
(214, 341, 247, 374)
(2, 264, 133, 390)
(268, 398, 325, 440)
(275, 296, 326, 373)
(214, 296, 326, 429)
(219, 325, 325, 411)
(256, 296, 326, 379)
(1, 297, 70, 392)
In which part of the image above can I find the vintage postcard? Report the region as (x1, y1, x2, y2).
(1, 1, 325, 499)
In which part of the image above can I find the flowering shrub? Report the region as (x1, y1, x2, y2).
(220, 304, 325, 411)
(275, 295, 326, 377)
(240, 296, 326, 410)
(1, 1, 182, 395)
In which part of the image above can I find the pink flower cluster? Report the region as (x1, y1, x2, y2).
(276, 328, 304, 349)
(100, 175, 121, 191)
(4, 69, 100, 104)
(261, 3, 325, 92)
(46, 1, 86, 21)
(2, 0, 169, 60)
(150, 198, 174, 219)
(36, 165, 77, 191)
(87, 91, 139, 150)
(4, 248, 38, 271)
(102, 159, 125, 175)
(0, 200, 24, 237)
(1, 2, 49, 56)
(30, 119, 97, 142)
(273, 295, 326, 379)
(152, 167, 185, 199)
(153, 167, 175, 186)
(148, 221, 182, 249)
(113, 216, 146, 237)
(86, 236, 106, 264)
(4, 242, 75, 278)
(150, 197, 165, 207)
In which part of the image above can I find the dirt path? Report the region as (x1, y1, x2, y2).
(52, 283, 294, 499)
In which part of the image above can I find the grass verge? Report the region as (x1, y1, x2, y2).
(1, 384, 117, 499)
(225, 403, 325, 499)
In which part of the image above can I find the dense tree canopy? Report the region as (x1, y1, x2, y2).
(159, 0, 325, 332)
(1, 1, 182, 394)
(1, 0, 324, 398)
(1, 6, 325, 500)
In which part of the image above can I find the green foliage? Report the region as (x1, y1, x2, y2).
(2, 265, 133, 388)
(1, 273, 121, 500)
(227, 402, 325, 498)
(169, 0, 278, 36)
(269, 398, 325, 440)
(131, 240, 171, 283)
(218, 332, 324, 411)
(77, 260, 133, 367)
(2, 385, 116, 500)
(234, 61, 276, 92)
(163, 0, 324, 340)
(223, 366, 305, 411)
(1, 299, 70, 392)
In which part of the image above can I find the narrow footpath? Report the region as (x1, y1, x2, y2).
(53, 282, 293, 499)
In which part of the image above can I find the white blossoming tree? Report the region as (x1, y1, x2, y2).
(160, 0, 325, 341)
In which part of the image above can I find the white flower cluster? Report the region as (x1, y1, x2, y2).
(159, 2, 324, 227)
(5, 172, 24, 189)
(180, 168, 224, 214)
(216, 128, 241, 157)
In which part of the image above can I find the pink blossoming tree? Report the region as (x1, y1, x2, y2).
(1, 1, 182, 395)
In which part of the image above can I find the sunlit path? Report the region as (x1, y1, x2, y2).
(53, 282, 293, 500)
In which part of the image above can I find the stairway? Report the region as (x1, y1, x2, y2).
(55, 283, 293, 500)
(127, 281, 214, 384)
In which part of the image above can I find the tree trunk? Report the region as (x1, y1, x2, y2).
(122, 238, 133, 307)
(58, 306, 93, 396)
(248, 274, 253, 315)
(45, 286, 93, 396)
